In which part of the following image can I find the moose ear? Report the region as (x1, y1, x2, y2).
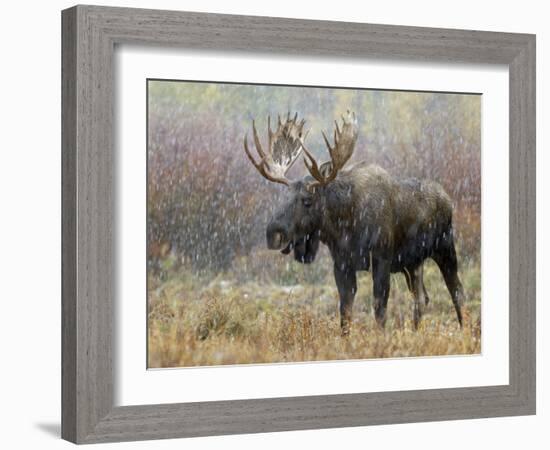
(304, 162, 333, 193)
(319, 161, 333, 178)
(294, 231, 321, 264)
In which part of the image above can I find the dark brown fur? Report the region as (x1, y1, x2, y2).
(268, 163, 465, 334)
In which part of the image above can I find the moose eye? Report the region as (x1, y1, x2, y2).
(302, 197, 313, 207)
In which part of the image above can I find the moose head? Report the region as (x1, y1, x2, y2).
(244, 111, 358, 264)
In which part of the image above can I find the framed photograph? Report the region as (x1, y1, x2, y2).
(62, 5, 536, 444)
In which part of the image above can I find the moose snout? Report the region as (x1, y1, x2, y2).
(266, 222, 288, 250)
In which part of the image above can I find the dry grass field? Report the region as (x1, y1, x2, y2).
(147, 249, 481, 368)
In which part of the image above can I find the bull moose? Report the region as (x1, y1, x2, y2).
(244, 111, 465, 335)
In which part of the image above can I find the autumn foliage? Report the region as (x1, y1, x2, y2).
(147, 81, 481, 366)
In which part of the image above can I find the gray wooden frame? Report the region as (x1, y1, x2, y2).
(61, 4, 536, 444)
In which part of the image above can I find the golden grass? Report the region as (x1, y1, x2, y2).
(147, 255, 481, 368)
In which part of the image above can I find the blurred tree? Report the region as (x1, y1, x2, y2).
(148, 80, 481, 274)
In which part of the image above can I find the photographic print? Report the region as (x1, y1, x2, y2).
(147, 80, 481, 368)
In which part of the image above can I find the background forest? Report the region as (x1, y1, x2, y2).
(147, 80, 481, 367)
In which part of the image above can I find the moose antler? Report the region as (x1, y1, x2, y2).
(302, 110, 358, 186)
(244, 112, 306, 186)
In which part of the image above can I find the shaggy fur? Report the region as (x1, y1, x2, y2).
(267, 163, 465, 334)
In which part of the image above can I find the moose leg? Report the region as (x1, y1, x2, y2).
(433, 241, 465, 327)
(409, 265, 427, 330)
(334, 266, 357, 336)
(403, 268, 412, 292)
(403, 265, 427, 329)
(422, 278, 430, 305)
(372, 258, 391, 328)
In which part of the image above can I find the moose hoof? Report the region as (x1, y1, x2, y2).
(340, 321, 351, 337)
(413, 311, 424, 330)
(375, 316, 386, 329)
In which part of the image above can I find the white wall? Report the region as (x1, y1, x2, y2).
(0, 0, 546, 448)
